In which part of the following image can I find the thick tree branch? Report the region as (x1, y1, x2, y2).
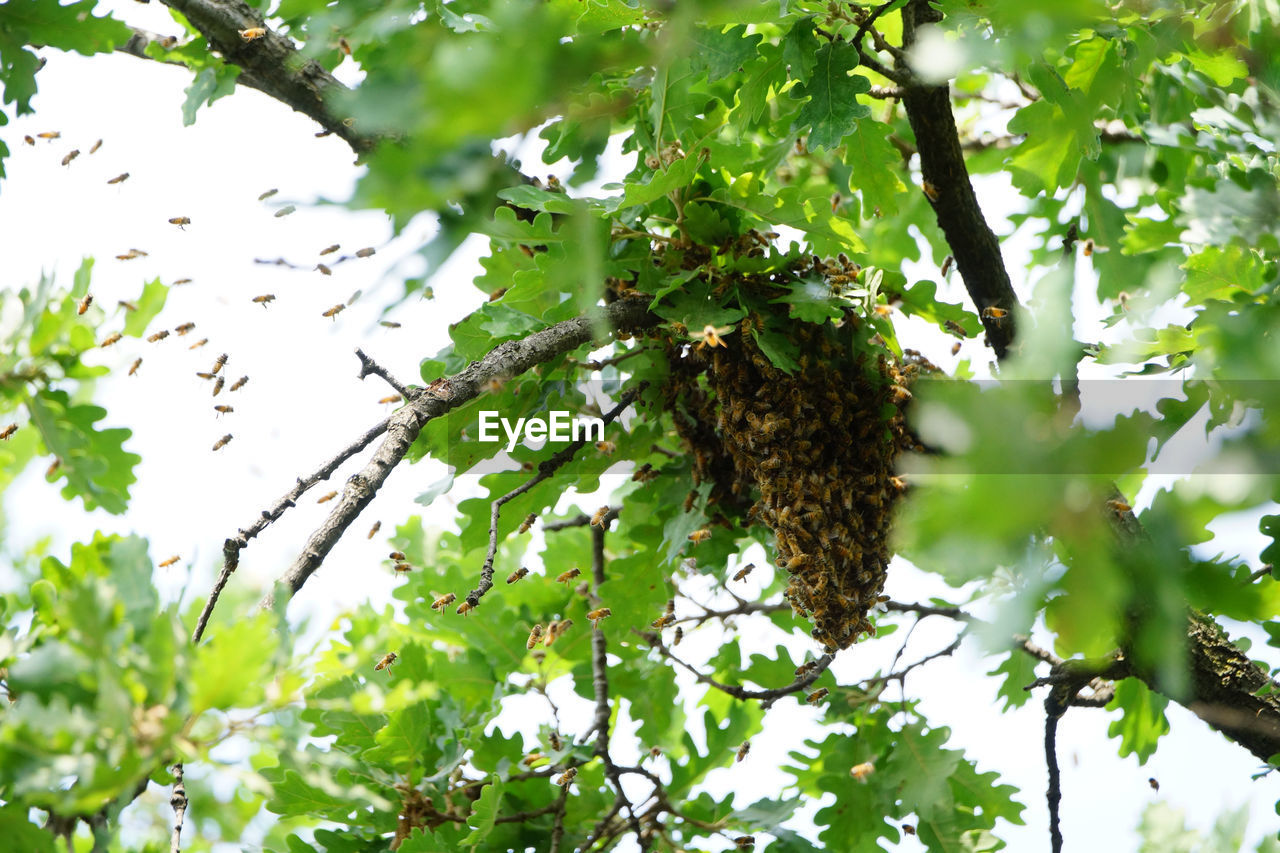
(261, 297, 657, 609)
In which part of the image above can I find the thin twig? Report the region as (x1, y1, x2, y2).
(543, 508, 620, 532)
(355, 348, 415, 399)
(168, 764, 187, 853)
(465, 387, 643, 609)
(548, 785, 570, 853)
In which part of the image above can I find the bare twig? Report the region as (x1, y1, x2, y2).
(548, 785, 570, 853)
(168, 764, 187, 853)
(466, 387, 642, 609)
(543, 508, 620, 532)
(355, 348, 414, 400)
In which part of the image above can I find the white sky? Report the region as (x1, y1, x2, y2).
(1, 6, 1277, 851)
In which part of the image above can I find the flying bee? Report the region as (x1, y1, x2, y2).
(379, 395, 402, 405)
(527, 624, 544, 649)
(316, 264, 331, 276)
(107, 172, 129, 184)
(903, 824, 917, 836)
(374, 652, 397, 672)
(239, 27, 267, 40)
(89, 139, 102, 154)
(60, 149, 79, 166)
(196, 372, 215, 380)
(1083, 238, 1096, 257)
(943, 319, 966, 338)
(147, 330, 169, 342)
(23, 135, 34, 145)
(688, 529, 711, 544)
(168, 216, 191, 228)
(367, 520, 381, 539)
(77, 294, 93, 314)
(212, 434, 232, 451)
(257, 188, 278, 201)
(214, 405, 233, 415)
(1107, 499, 1132, 514)
(174, 322, 196, 335)
(522, 753, 547, 766)
(158, 555, 180, 568)
(734, 838, 756, 849)
(507, 567, 529, 584)
(456, 601, 475, 616)
(100, 332, 122, 348)
(940, 254, 954, 277)
(587, 607, 611, 626)
(253, 294, 275, 307)
(37, 131, 60, 140)
(650, 613, 675, 629)
(431, 593, 457, 611)
(46, 458, 61, 478)
(212, 376, 225, 396)
(389, 551, 406, 561)
(555, 768, 577, 787)
(274, 205, 296, 218)
(921, 180, 940, 202)
(380, 321, 401, 329)
(733, 564, 755, 582)
(338, 36, 351, 54)
(850, 761, 874, 782)
(355, 247, 376, 258)
(736, 741, 750, 762)
(118, 300, 137, 311)
(518, 513, 537, 534)
(0, 424, 18, 441)
(116, 250, 143, 260)
(805, 687, 829, 705)
(320, 244, 340, 255)
(128, 358, 142, 376)
(549, 732, 564, 751)
(981, 306, 1008, 320)
(173, 278, 192, 286)
(317, 490, 338, 503)
(595, 440, 616, 455)
(229, 376, 248, 392)
(951, 341, 962, 356)
(393, 562, 412, 573)
(556, 568, 581, 584)
(590, 506, 611, 528)
(323, 304, 346, 319)
(673, 626, 683, 645)
(1148, 777, 1159, 791)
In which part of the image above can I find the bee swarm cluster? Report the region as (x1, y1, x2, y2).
(663, 268, 929, 651)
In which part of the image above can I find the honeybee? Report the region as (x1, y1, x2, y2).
(196, 372, 215, 380)
(431, 593, 457, 611)
(921, 180, 940, 202)
(850, 761, 874, 782)
(587, 607, 612, 626)
(0, 424, 17, 441)
(518, 513, 537, 534)
(903, 824, 917, 836)
(338, 36, 351, 54)
(981, 306, 1008, 320)
(74, 294, 93, 315)
(456, 601, 475, 616)
(115, 250, 143, 260)
(736, 741, 750, 762)
(320, 244, 340, 255)
(60, 149, 79, 166)
(595, 440, 616, 455)
(683, 490, 697, 513)
(23, 135, 34, 145)
(651, 613, 675, 629)
(89, 139, 102, 154)
(673, 626, 683, 646)
(507, 567, 529, 584)
(174, 322, 196, 336)
(379, 395, 402, 404)
(388, 551, 407, 561)
(37, 131, 60, 140)
(374, 651, 397, 672)
(274, 205, 296, 218)
(393, 562, 413, 573)
(805, 687, 828, 705)
(107, 173, 129, 184)
(173, 278, 192, 286)
(229, 376, 249, 392)
(355, 247, 376, 258)
(522, 752, 546, 766)
(46, 458, 61, 478)
(1148, 777, 1159, 791)
(556, 568, 581, 584)
(212, 434, 232, 451)
(316, 264, 331, 276)
(253, 294, 275, 307)
(239, 27, 267, 40)
(733, 837, 755, 849)
(168, 216, 191, 228)
(212, 376, 225, 396)
(318, 490, 338, 503)
(128, 358, 142, 376)
(549, 732, 564, 751)
(100, 332, 122, 348)
(147, 330, 169, 343)
(940, 254, 954, 277)
(1083, 238, 1096, 257)
(951, 341, 962, 356)
(590, 506, 611, 528)
(1107, 499, 1132, 514)
(117, 300, 138, 312)
(214, 405, 234, 415)
(688, 529, 711, 544)
(322, 304, 345, 319)
(554, 767, 577, 787)
(159, 555, 180, 568)
(380, 321, 401, 329)
(367, 520, 381, 539)
(733, 564, 755, 582)
(527, 624, 544, 649)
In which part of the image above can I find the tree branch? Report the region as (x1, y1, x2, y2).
(261, 297, 657, 610)
(168, 764, 187, 853)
